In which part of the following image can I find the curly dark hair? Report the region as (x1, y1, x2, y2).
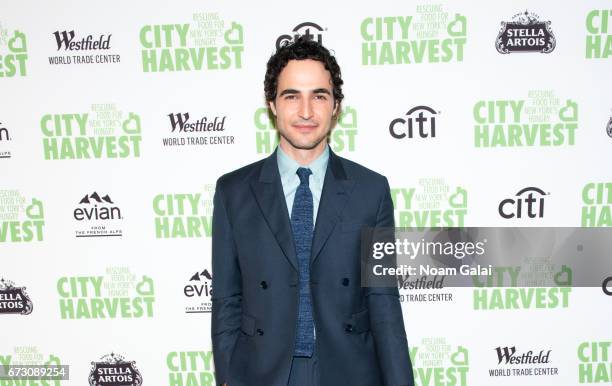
(264, 35, 344, 105)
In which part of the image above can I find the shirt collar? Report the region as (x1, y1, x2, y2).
(277, 144, 329, 181)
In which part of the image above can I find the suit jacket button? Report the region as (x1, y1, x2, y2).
(257, 328, 264, 336)
(260, 281, 268, 289)
(342, 278, 350, 286)
(345, 324, 354, 333)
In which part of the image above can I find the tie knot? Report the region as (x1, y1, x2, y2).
(296, 167, 312, 185)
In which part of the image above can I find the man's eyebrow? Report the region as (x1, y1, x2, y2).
(279, 89, 300, 96)
(278, 88, 332, 97)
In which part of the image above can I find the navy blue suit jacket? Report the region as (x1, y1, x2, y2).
(211, 148, 414, 386)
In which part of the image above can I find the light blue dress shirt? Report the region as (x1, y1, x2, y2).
(277, 145, 329, 225)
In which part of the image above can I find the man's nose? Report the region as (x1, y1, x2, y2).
(298, 98, 313, 120)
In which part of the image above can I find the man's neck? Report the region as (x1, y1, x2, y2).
(279, 140, 327, 166)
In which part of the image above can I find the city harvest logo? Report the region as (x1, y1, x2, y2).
(0, 121, 12, 159)
(496, 11, 556, 54)
(0, 190, 44, 243)
(0, 22, 28, 77)
(578, 341, 612, 383)
(49, 30, 120, 65)
(163, 113, 234, 147)
(89, 353, 142, 386)
(473, 265, 572, 310)
(167, 351, 215, 385)
(582, 182, 611, 227)
(389, 106, 438, 139)
(490, 346, 558, 377)
(0, 348, 63, 383)
(276, 22, 326, 49)
(74, 192, 123, 238)
(57, 268, 155, 319)
(410, 338, 469, 386)
(153, 187, 214, 238)
(498, 187, 548, 220)
(254, 106, 358, 154)
(0, 278, 33, 315)
(139, 13, 244, 72)
(586, 9, 612, 59)
(41, 104, 142, 160)
(360, 5, 466, 65)
(474, 91, 578, 148)
(184, 269, 212, 313)
(392, 179, 467, 227)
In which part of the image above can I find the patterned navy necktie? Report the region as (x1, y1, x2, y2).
(291, 167, 315, 357)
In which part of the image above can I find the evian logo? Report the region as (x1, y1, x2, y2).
(190, 269, 212, 282)
(89, 353, 142, 386)
(53, 30, 112, 51)
(0, 121, 10, 159)
(276, 22, 326, 49)
(167, 113, 226, 133)
(184, 269, 213, 313)
(0, 122, 10, 141)
(74, 192, 121, 221)
(496, 11, 556, 54)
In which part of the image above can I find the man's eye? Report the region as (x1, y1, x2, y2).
(284, 95, 297, 100)
(314, 95, 327, 100)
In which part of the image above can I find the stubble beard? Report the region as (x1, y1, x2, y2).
(278, 125, 331, 151)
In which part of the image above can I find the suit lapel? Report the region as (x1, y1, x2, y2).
(249, 150, 299, 272)
(311, 150, 355, 265)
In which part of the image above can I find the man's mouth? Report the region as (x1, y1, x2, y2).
(292, 123, 318, 131)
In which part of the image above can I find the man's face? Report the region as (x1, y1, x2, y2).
(269, 59, 338, 152)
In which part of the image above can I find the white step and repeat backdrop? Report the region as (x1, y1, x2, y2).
(1, 0, 611, 385)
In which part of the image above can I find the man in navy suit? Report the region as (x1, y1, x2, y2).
(211, 36, 414, 386)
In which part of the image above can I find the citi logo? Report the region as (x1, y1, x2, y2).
(276, 22, 325, 49)
(389, 106, 438, 139)
(73, 192, 122, 221)
(498, 187, 548, 219)
(53, 30, 111, 51)
(167, 113, 226, 133)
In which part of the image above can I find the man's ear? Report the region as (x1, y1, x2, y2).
(269, 101, 277, 116)
(332, 100, 340, 117)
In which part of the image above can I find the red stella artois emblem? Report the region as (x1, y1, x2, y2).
(496, 11, 556, 54)
(88, 353, 143, 386)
